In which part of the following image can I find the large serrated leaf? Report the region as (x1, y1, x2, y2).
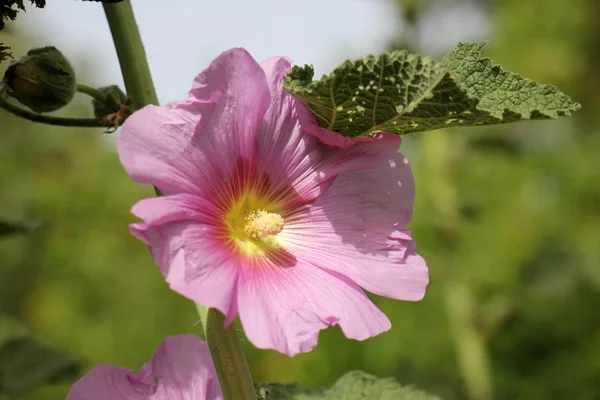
(256, 371, 439, 400)
(0, 337, 80, 396)
(284, 42, 580, 138)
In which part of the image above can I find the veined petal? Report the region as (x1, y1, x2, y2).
(237, 258, 390, 356)
(129, 195, 239, 319)
(117, 48, 271, 196)
(282, 153, 429, 301)
(117, 104, 216, 196)
(191, 48, 271, 174)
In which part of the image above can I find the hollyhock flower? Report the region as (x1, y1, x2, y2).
(66, 335, 222, 400)
(117, 48, 429, 356)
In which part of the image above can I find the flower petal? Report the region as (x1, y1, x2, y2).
(117, 104, 215, 196)
(237, 258, 390, 356)
(66, 364, 150, 400)
(137, 335, 223, 400)
(283, 153, 429, 301)
(67, 336, 222, 400)
(190, 48, 271, 171)
(129, 195, 239, 319)
(117, 48, 271, 195)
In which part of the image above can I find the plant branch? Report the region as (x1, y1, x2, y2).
(0, 84, 107, 127)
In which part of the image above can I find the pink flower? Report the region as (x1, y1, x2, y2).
(66, 335, 223, 400)
(117, 49, 429, 356)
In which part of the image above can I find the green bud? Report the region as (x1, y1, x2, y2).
(92, 85, 127, 118)
(2, 46, 76, 113)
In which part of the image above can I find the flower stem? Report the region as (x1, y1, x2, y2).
(103, 3, 255, 398)
(0, 84, 107, 127)
(76, 84, 109, 105)
(203, 308, 257, 400)
(102, 1, 159, 109)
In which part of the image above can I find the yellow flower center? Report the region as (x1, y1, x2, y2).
(244, 210, 284, 239)
(224, 191, 285, 257)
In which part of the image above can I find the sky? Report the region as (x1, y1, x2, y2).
(6, 0, 486, 105)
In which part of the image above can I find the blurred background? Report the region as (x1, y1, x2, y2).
(0, 0, 599, 399)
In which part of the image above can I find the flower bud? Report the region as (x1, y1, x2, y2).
(2, 46, 76, 113)
(92, 85, 127, 118)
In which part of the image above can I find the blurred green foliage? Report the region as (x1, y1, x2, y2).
(1, 1, 599, 399)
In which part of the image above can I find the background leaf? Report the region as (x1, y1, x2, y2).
(0, 337, 80, 396)
(0, 219, 47, 238)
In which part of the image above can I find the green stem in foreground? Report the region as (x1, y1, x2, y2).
(103, 3, 255, 399)
(203, 308, 257, 400)
(0, 84, 107, 127)
(102, 1, 159, 110)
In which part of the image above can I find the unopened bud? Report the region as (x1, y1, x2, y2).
(2, 46, 76, 113)
(92, 85, 127, 118)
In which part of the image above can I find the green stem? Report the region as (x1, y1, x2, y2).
(76, 84, 109, 105)
(102, 1, 159, 109)
(0, 84, 107, 127)
(204, 308, 257, 400)
(103, 3, 254, 398)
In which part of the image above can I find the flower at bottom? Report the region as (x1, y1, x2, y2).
(117, 48, 429, 357)
(66, 335, 222, 400)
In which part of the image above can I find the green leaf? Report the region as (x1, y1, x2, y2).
(284, 42, 580, 139)
(441, 42, 580, 120)
(255, 371, 439, 400)
(0, 337, 80, 396)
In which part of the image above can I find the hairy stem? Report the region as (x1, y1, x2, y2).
(103, 3, 255, 399)
(102, 1, 159, 109)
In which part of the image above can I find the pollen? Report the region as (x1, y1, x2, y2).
(244, 210, 284, 239)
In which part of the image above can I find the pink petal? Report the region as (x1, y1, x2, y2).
(129, 195, 239, 319)
(137, 335, 223, 400)
(282, 153, 429, 301)
(66, 364, 153, 400)
(117, 48, 270, 195)
(117, 104, 214, 196)
(190, 48, 271, 172)
(237, 258, 390, 356)
(256, 56, 402, 206)
(67, 335, 222, 400)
